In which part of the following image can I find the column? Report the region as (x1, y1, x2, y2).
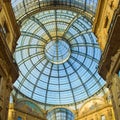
(107, 74, 120, 120)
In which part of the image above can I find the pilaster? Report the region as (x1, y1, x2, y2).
(107, 74, 120, 120)
(0, 0, 20, 120)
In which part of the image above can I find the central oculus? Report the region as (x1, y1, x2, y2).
(45, 40, 71, 64)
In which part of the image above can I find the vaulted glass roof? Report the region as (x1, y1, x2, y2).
(13, 8, 106, 106)
(11, 0, 98, 23)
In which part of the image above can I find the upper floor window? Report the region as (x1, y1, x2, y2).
(101, 115, 106, 120)
(0, 22, 9, 39)
(104, 16, 109, 28)
(0, 4, 2, 12)
(118, 70, 120, 77)
(3, 22, 9, 38)
(17, 116, 22, 120)
(0, 75, 2, 90)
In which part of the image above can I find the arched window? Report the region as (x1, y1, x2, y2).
(101, 115, 106, 120)
(17, 116, 22, 120)
(47, 108, 74, 120)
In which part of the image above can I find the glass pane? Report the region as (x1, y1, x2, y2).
(17, 116, 22, 120)
(47, 108, 74, 120)
(101, 115, 106, 120)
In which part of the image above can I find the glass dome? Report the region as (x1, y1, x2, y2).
(13, 9, 105, 105)
(45, 40, 71, 64)
(11, 0, 106, 108)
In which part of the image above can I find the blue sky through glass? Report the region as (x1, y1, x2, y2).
(13, 9, 106, 105)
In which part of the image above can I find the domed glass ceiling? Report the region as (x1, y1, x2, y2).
(13, 9, 105, 105)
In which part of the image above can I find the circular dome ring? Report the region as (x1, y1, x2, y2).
(45, 40, 71, 64)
